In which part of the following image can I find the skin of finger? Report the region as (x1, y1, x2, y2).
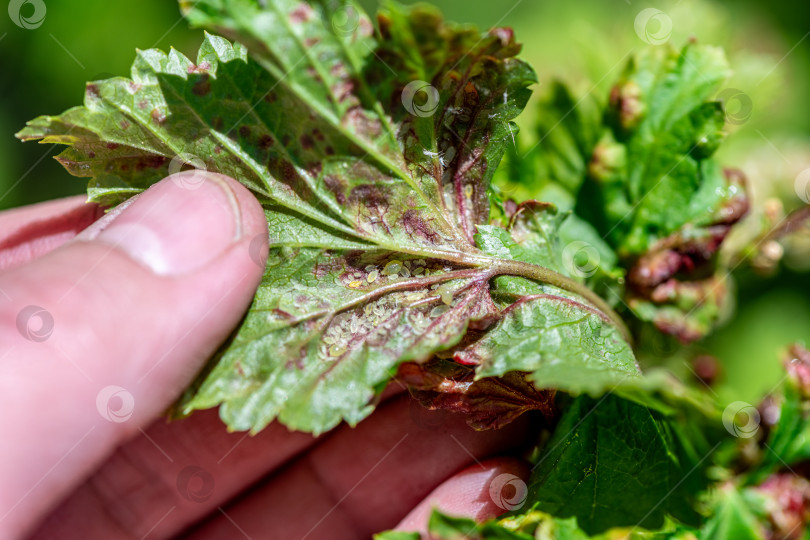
(0, 195, 95, 242)
(394, 457, 531, 534)
(0, 177, 267, 537)
(0, 195, 103, 271)
(184, 395, 532, 539)
(29, 410, 318, 540)
(29, 385, 407, 539)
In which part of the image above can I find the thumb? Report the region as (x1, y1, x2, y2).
(0, 172, 268, 537)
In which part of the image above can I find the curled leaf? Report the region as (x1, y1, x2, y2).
(18, 0, 634, 434)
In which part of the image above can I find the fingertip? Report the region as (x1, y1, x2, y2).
(394, 457, 530, 535)
(0, 172, 269, 537)
(92, 171, 266, 276)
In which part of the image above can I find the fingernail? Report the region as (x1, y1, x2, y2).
(95, 172, 243, 275)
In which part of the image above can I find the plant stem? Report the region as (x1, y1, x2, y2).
(488, 258, 631, 343)
(342, 243, 632, 343)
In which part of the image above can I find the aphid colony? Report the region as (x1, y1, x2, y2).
(342, 258, 443, 289)
(322, 260, 465, 359)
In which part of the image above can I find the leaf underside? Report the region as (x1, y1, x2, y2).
(17, 0, 637, 435)
(21, 2, 797, 539)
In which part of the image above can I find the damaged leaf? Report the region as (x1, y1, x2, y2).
(18, 0, 634, 435)
(397, 359, 555, 431)
(512, 44, 749, 342)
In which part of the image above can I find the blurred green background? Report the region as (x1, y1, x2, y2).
(1, 0, 808, 403)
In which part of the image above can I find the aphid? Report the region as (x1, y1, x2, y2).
(430, 305, 450, 317)
(328, 344, 346, 357)
(367, 269, 379, 283)
(464, 184, 473, 199)
(403, 260, 412, 269)
(409, 311, 429, 329)
(444, 146, 456, 164)
(436, 283, 454, 305)
(399, 267, 411, 278)
(413, 267, 425, 276)
(365, 265, 376, 272)
(382, 260, 402, 275)
(348, 280, 363, 288)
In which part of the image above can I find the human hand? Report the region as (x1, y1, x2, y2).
(0, 172, 531, 539)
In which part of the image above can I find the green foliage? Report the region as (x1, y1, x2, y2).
(698, 487, 764, 540)
(18, 0, 634, 435)
(501, 44, 750, 343)
(381, 508, 701, 539)
(527, 394, 706, 533)
(16, 0, 810, 538)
